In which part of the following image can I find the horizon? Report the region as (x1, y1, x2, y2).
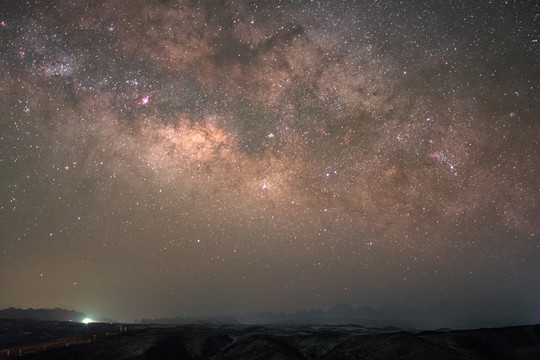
(1, 0, 538, 328)
(1, 301, 538, 330)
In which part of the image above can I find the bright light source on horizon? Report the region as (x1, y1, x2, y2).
(82, 318, 93, 324)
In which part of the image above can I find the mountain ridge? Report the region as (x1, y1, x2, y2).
(0, 307, 113, 323)
(135, 302, 528, 330)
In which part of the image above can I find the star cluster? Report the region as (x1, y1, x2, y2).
(0, 0, 539, 322)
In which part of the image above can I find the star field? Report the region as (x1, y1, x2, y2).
(0, 0, 539, 323)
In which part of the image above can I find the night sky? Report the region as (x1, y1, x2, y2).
(1, 0, 539, 324)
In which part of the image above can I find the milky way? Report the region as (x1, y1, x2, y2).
(1, 0, 539, 323)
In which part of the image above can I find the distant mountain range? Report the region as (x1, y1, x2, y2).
(0, 307, 87, 322)
(136, 302, 525, 330)
(0, 307, 114, 323)
(1, 303, 529, 329)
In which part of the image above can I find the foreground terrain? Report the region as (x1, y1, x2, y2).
(0, 319, 539, 359)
